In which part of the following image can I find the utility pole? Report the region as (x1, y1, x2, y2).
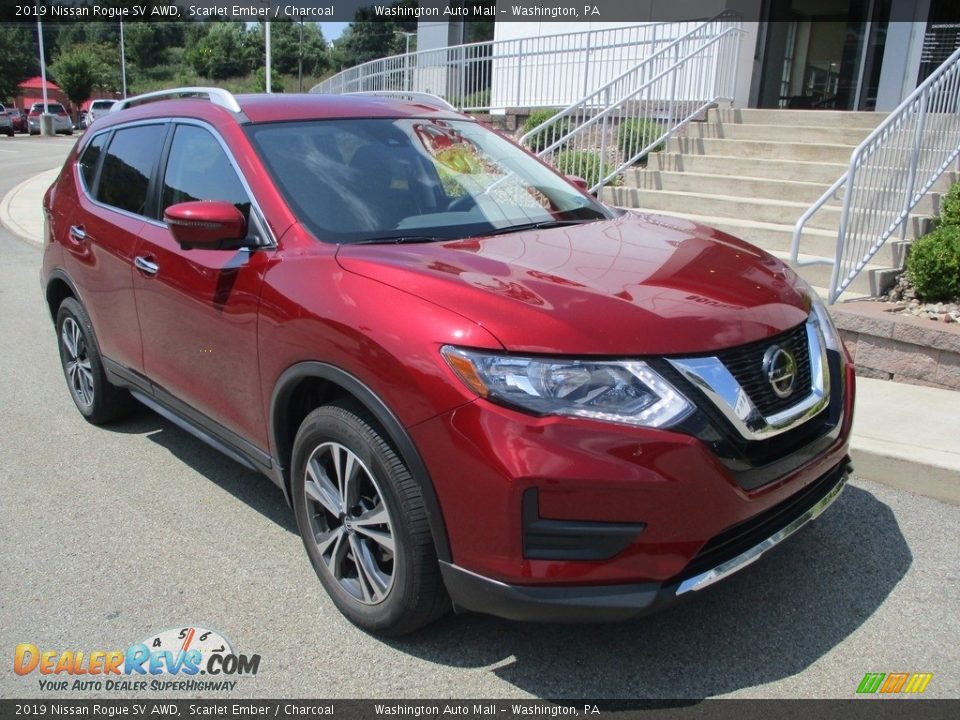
(37, 14, 54, 136)
(265, 21, 272, 93)
(120, 21, 128, 98)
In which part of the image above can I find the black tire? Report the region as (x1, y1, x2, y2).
(291, 400, 448, 635)
(55, 297, 135, 425)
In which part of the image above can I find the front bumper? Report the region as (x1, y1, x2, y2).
(440, 459, 850, 622)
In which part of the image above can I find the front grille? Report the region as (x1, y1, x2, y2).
(714, 322, 812, 416)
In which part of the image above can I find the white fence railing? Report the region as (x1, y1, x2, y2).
(312, 20, 712, 111)
(519, 14, 743, 194)
(791, 46, 960, 304)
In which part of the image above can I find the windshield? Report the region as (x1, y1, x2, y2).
(246, 118, 612, 244)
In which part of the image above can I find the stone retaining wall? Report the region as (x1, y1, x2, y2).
(832, 303, 960, 390)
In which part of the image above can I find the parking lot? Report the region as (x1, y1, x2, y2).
(1, 136, 958, 700)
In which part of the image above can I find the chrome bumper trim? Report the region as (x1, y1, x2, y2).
(675, 472, 847, 596)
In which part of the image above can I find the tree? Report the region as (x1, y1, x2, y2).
(248, 21, 329, 78)
(50, 48, 99, 118)
(185, 22, 255, 79)
(0, 26, 38, 102)
(254, 66, 284, 93)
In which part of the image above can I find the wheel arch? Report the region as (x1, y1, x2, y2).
(45, 270, 81, 323)
(270, 361, 452, 563)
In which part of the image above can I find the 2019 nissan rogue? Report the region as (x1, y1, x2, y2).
(41, 88, 854, 635)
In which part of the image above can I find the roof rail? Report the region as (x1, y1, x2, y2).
(112, 87, 242, 114)
(344, 91, 457, 112)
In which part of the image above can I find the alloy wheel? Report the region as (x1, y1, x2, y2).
(303, 442, 396, 605)
(61, 317, 94, 408)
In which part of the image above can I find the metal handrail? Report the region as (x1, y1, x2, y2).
(517, 14, 743, 193)
(311, 19, 711, 111)
(791, 46, 960, 303)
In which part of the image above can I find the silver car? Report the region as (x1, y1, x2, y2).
(87, 99, 116, 124)
(0, 104, 13, 137)
(27, 103, 73, 135)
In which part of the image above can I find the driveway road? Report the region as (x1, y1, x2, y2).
(0, 135, 958, 700)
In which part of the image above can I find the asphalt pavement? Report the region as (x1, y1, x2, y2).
(0, 135, 957, 700)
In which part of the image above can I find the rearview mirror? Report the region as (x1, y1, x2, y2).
(164, 201, 247, 251)
(565, 175, 590, 193)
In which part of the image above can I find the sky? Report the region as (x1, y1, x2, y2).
(319, 22, 349, 41)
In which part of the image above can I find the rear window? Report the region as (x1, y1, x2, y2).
(96, 124, 166, 216)
(92, 101, 115, 110)
(30, 104, 65, 114)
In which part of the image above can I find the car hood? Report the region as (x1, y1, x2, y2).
(336, 211, 811, 356)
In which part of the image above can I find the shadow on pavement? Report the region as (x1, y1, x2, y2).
(387, 485, 910, 699)
(110, 403, 297, 535)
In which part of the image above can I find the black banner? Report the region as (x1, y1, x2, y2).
(1, 700, 959, 720)
(3, 0, 953, 25)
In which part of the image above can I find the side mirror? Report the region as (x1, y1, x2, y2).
(565, 175, 590, 193)
(164, 201, 247, 251)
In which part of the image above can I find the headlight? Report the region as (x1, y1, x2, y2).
(440, 346, 692, 428)
(809, 294, 843, 353)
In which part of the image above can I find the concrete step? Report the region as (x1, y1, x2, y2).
(649, 153, 850, 184)
(617, 170, 940, 215)
(609, 188, 845, 232)
(689, 121, 874, 145)
(668, 136, 859, 164)
(707, 107, 887, 129)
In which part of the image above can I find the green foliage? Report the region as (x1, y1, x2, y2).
(907, 224, 960, 301)
(522, 109, 570, 153)
(940, 182, 960, 227)
(50, 49, 99, 112)
(330, 18, 411, 70)
(185, 22, 256, 80)
(552, 150, 622, 190)
(462, 89, 490, 110)
(248, 21, 329, 78)
(254, 67, 285, 94)
(616, 118, 664, 163)
(0, 26, 37, 101)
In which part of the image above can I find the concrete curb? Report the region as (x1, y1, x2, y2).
(0, 168, 58, 245)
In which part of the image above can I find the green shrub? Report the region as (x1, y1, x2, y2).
(940, 182, 960, 227)
(461, 88, 490, 110)
(552, 150, 622, 190)
(616, 118, 664, 163)
(521, 109, 570, 152)
(907, 223, 960, 301)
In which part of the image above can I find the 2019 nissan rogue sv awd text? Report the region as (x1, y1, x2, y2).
(41, 89, 854, 635)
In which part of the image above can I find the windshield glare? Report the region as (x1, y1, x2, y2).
(247, 118, 611, 244)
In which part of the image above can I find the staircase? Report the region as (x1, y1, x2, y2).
(604, 107, 954, 298)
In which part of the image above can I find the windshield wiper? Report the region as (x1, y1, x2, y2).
(351, 234, 448, 245)
(481, 219, 594, 237)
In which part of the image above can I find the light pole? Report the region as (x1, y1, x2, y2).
(37, 16, 54, 136)
(265, 21, 272, 93)
(120, 21, 128, 98)
(298, 18, 304, 93)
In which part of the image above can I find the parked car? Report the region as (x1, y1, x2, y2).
(27, 102, 73, 135)
(7, 107, 27, 133)
(86, 99, 116, 124)
(0, 104, 14, 137)
(41, 88, 854, 635)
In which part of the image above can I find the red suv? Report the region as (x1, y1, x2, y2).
(41, 88, 854, 635)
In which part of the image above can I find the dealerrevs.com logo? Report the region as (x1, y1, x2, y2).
(14, 627, 260, 692)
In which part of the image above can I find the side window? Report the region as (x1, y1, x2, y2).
(78, 133, 107, 193)
(161, 125, 251, 222)
(96, 124, 166, 216)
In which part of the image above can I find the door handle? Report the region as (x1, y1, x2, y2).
(134, 256, 159, 276)
(69, 225, 86, 242)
